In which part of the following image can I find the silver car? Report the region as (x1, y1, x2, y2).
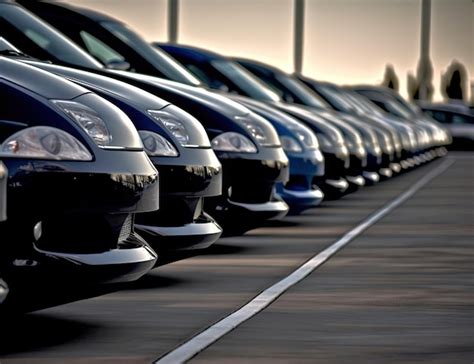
(419, 102, 473, 150)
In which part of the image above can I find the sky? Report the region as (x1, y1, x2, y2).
(68, 0, 473, 101)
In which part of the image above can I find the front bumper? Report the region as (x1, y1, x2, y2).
(323, 151, 349, 179)
(0, 162, 6, 222)
(314, 176, 349, 198)
(276, 182, 324, 211)
(135, 148, 223, 254)
(379, 167, 393, 179)
(136, 198, 222, 253)
(389, 163, 402, 173)
(225, 196, 289, 221)
(1, 151, 159, 284)
(4, 231, 157, 285)
(347, 152, 367, 176)
(207, 147, 290, 224)
(346, 175, 366, 187)
(363, 171, 380, 184)
(276, 150, 324, 212)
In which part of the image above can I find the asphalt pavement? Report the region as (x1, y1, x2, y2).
(1, 152, 473, 364)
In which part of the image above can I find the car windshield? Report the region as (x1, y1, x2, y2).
(101, 21, 202, 86)
(383, 98, 414, 119)
(345, 91, 382, 115)
(0, 37, 22, 52)
(211, 60, 281, 102)
(0, 3, 103, 69)
(276, 74, 329, 109)
(316, 85, 356, 112)
(392, 93, 422, 115)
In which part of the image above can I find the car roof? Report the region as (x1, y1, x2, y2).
(233, 58, 281, 76)
(417, 101, 473, 116)
(23, 0, 121, 24)
(156, 43, 225, 63)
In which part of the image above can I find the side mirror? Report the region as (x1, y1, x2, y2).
(106, 59, 131, 71)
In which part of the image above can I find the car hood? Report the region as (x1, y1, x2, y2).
(0, 56, 87, 100)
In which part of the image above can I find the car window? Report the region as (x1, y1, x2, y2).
(275, 74, 329, 109)
(211, 60, 281, 102)
(385, 99, 413, 119)
(183, 61, 232, 92)
(101, 21, 202, 86)
(452, 114, 474, 125)
(316, 85, 355, 112)
(430, 111, 449, 123)
(0, 3, 103, 68)
(80, 30, 126, 65)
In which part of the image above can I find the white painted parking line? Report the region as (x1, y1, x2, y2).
(154, 159, 454, 364)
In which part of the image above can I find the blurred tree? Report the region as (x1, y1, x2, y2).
(407, 59, 434, 101)
(381, 64, 399, 91)
(440, 60, 468, 102)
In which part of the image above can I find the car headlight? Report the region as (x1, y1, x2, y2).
(51, 100, 112, 147)
(1, 126, 92, 160)
(234, 116, 271, 146)
(148, 110, 190, 146)
(280, 136, 303, 153)
(211, 132, 257, 153)
(139, 130, 178, 157)
(317, 134, 333, 148)
(288, 125, 319, 150)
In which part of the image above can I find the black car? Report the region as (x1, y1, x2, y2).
(0, 57, 159, 311)
(16, 0, 209, 83)
(1, 47, 224, 257)
(0, 2, 290, 230)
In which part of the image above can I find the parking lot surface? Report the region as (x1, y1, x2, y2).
(1, 153, 473, 364)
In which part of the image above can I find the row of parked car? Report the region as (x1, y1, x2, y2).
(0, 0, 451, 312)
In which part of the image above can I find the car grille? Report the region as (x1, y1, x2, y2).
(119, 214, 133, 242)
(35, 213, 133, 254)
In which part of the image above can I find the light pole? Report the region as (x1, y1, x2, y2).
(168, 0, 179, 43)
(419, 0, 432, 100)
(293, 0, 305, 75)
